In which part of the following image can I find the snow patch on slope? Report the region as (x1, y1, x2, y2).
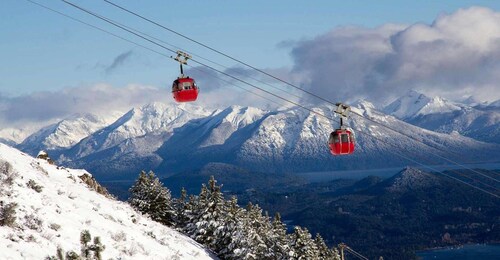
(0, 143, 215, 259)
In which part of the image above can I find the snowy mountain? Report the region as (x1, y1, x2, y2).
(0, 143, 215, 259)
(52, 102, 500, 179)
(16, 100, 500, 180)
(17, 113, 117, 156)
(384, 90, 500, 143)
(383, 90, 462, 119)
(0, 126, 46, 146)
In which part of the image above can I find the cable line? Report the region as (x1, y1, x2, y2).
(26, 0, 284, 112)
(42, 1, 499, 198)
(102, 0, 499, 183)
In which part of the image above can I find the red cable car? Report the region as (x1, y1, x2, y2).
(328, 103, 355, 155)
(172, 77, 199, 102)
(329, 128, 355, 155)
(171, 51, 199, 103)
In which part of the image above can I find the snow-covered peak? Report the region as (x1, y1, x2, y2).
(384, 90, 462, 119)
(0, 143, 215, 259)
(417, 96, 462, 116)
(489, 99, 500, 108)
(221, 105, 267, 128)
(18, 113, 116, 155)
(198, 105, 267, 148)
(383, 90, 431, 119)
(351, 100, 377, 116)
(114, 102, 212, 136)
(80, 102, 213, 153)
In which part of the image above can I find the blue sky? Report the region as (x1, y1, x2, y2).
(2, 0, 500, 97)
(1, 0, 500, 131)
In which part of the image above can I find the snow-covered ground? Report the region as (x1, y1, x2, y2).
(0, 143, 216, 260)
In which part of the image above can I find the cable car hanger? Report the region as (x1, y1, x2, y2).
(171, 51, 199, 102)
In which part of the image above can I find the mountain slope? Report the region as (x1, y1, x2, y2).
(0, 143, 215, 259)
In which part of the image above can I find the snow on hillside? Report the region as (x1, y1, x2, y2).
(0, 143, 215, 259)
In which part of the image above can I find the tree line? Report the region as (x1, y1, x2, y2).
(128, 171, 341, 260)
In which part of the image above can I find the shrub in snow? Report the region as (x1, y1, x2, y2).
(0, 160, 17, 186)
(24, 213, 43, 231)
(48, 230, 105, 260)
(0, 202, 18, 227)
(27, 179, 43, 193)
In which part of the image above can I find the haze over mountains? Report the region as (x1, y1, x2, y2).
(3, 90, 499, 180)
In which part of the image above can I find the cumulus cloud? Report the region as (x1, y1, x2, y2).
(287, 6, 500, 104)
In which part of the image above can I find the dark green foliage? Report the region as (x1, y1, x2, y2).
(0, 202, 18, 227)
(128, 170, 175, 225)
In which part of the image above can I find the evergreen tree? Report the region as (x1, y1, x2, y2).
(270, 212, 292, 259)
(128, 171, 175, 226)
(183, 184, 209, 237)
(243, 203, 272, 259)
(184, 176, 226, 252)
(290, 226, 320, 260)
(314, 233, 340, 260)
(173, 187, 189, 230)
(219, 196, 248, 259)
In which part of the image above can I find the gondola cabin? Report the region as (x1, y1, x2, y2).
(329, 128, 355, 155)
(172, 77, 199, 102)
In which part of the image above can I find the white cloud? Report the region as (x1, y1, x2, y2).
(286, 6, 500, 104)
(0, 84, 169, 128)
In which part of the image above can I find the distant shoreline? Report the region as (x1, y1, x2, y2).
(417, 243, 500, 259)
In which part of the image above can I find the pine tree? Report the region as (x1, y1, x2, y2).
(243, 203, 272, 259)
(314, 233, 340, 260)
(270, 212, 292, 259)
(183, 184, 209, 237)
(218, 196, 248, 259)
(128, 171, 175, 226)
(290, 226, 320, 260)
(183, 176, 227, 254)
(173, 187, 189, 230)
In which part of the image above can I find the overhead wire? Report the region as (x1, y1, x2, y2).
(24, 0, 287, 111)
(31, 0, 499, 197)
(101, 0, 499, 183)
(63, 0, 500, 197)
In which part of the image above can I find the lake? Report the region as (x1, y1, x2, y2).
(417, 244, 500, 260)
